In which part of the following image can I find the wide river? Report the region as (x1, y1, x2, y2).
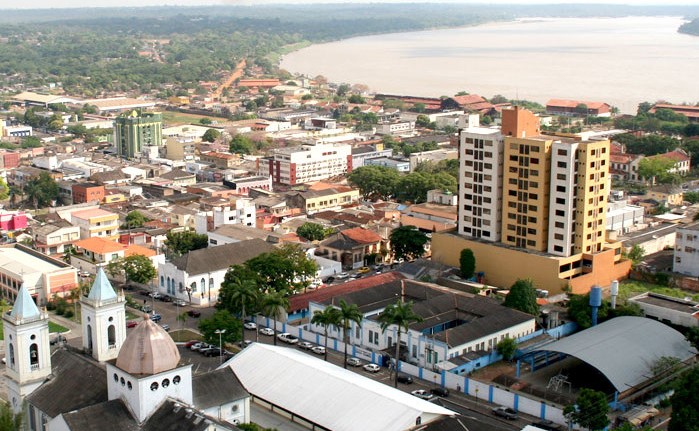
(281, 16, 699, 114)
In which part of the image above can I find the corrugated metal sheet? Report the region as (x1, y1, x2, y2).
(539, 316, 696, 392)
(226, 344, 453, 431)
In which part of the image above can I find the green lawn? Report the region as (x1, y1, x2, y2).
(48, 321, 69, 333)
(619, 280, 699, 302)
(0, 321, 68, 340)
(170, 329, 202, 343)
(161, 111, 222, 126)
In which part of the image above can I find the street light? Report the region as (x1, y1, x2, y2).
(214, 329, 226, 364)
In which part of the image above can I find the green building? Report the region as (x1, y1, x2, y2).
(114, 110, 163, 159)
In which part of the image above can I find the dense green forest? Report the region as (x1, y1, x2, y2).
(679, 18, 699, 36)
(0, 4, 698, 95)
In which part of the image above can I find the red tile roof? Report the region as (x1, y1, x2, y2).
(451, 94, 487, 105)
(546, 99, 610, 110)
(289, 272, 405, 311)
(649, 149, 690, 163)
(341, 227, 383, 244)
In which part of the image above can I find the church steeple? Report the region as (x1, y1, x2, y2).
(80, 268, 126, 362)
(2, 284, 51, 413)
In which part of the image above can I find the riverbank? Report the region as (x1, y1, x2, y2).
(281, 16, 699, 114)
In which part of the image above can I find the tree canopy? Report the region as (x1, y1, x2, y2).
(503, 278, 539, 315)
(202, 128, 221, 143)
(0, 177, 9, 201)
(565, 388, 610, 431)
(459, 248, 476, 279)
(229, 134, 254, 154)
(296, 222, 333, 242)
(496, 336, 517, 361)
(246, 243, 318, 294)
(24, 172, 59, 208)
(638, 156, 680, 184)
(198, 309, 242, 345)
(165, 230, 209, 257)
(669, 367, 699, 431)
(121, 254, 156, 285)
(347, 165, 400, 201)
(123, 210, 148, 229)
(389, 226, 428, 261)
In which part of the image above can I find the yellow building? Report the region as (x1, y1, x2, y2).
(70, 208, 120, 241)
(285, 187, 360, 215)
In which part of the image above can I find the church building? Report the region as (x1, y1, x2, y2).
(2, 268, 249, 431)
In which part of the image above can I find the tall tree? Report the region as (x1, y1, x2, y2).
(459, 248, 476, 279)
(123, 210, 148, 229)
(246, 243, 317, 294)
(347, 165, 400, 200)
(260, 292, 289, 346)
(566, 388, 610, 431)
(0, 177, 9, 201)
(336, 300, 363, 369)
(503, 278, 539, 316)
(219, 266, 259, 346)
(297, 222, 332, 241)
(0, 400, 21, 431)
(311, 306, 341, 362)
(685, 327, 699, 351)
(198, 310, 241, 346)
(669, 368, 699, 431)
(496, 337, 517, 361)
(165, 230, 209, 257)
(121, 254, 156, 285)
(390, 226, 428, 262)
(378, 300, 423, 387)
(202, 128, 221, 143)
(24, 172, 59, 208)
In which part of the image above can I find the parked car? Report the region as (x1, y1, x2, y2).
(259, 327, 274, 336)
(357, 266, 370, 273)
(324, 276, 335, 284)
(336, 272, 350, 279)
(187, 310, 201, 318)
(142, 305, 152, 313)
(203, 347, 226, 357)
(160, 295, 172, 303)
(411, 389, 433, 400)
(243, 321, 257, 330)
(190, 342, 208, 351)
(311, 346, 326, 355)
(531, 420, 561, 431)
(430, 387, 449, 397)
(396, 373, 413, 384)
(149, 313, 162, 323)
(173, 299, 186, 307)
(160, 324, 170, 332)
(277, 333, 299, 344)
(298, 341, 314, 350)
(492, 407, 518, 420)
(346, 357, 362, 367)
(149, 292, 163, 300)
(350, 273, 362, 279)
(363, 363, 381, 373)
(126, 320, 139, 328)
(184, 340, 199, 348)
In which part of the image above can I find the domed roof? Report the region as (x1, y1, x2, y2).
(116, 316, 180, 375)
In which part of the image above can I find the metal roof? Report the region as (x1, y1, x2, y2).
(11, 285, 40, 320)
(87, 268, 117, 302)
(225, 344, 454, 431)
(539, 316, 696, 392)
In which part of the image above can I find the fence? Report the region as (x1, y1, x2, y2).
(258, 316, 568, 426)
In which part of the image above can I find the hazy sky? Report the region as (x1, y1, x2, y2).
(6, 0, 699, 9)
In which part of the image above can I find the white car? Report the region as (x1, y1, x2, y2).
(311, 346, 326, 355)
(336, 272, 350, 279)
(363, 363, 381, 373)
(259, 327, 274, 336)
(298, 341, 314, 350)
(277, 333, 299, 344)
(411, 389, 433, 400)
(243, 321, 257, 330)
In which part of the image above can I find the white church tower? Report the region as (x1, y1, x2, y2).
(80, 268, 126, 362)
(2, 285, 51, 413)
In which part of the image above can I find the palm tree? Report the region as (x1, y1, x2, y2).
(311, 306, 341, 362)
(261, 292, 289, 346)
(336, 300, 363, 369)
(378, 300, 423, 387)
(225, 277, 259, 345)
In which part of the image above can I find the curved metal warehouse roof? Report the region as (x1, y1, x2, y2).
(225, 343, 454, 431)
(539, 316, 695, 392)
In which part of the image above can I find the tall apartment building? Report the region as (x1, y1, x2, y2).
(458, 115, 504, 241)
(460, 107, 611, 257)
(114, 110, 163, 159)
(257, 142, 352, 185)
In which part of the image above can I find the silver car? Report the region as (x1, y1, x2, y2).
(259, 327, 274, 336)
(346, 357, 362, 367)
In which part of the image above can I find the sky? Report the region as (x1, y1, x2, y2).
(6, 0, 699, 9)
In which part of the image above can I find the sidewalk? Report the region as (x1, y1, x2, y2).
(49, 312, 80, 338)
